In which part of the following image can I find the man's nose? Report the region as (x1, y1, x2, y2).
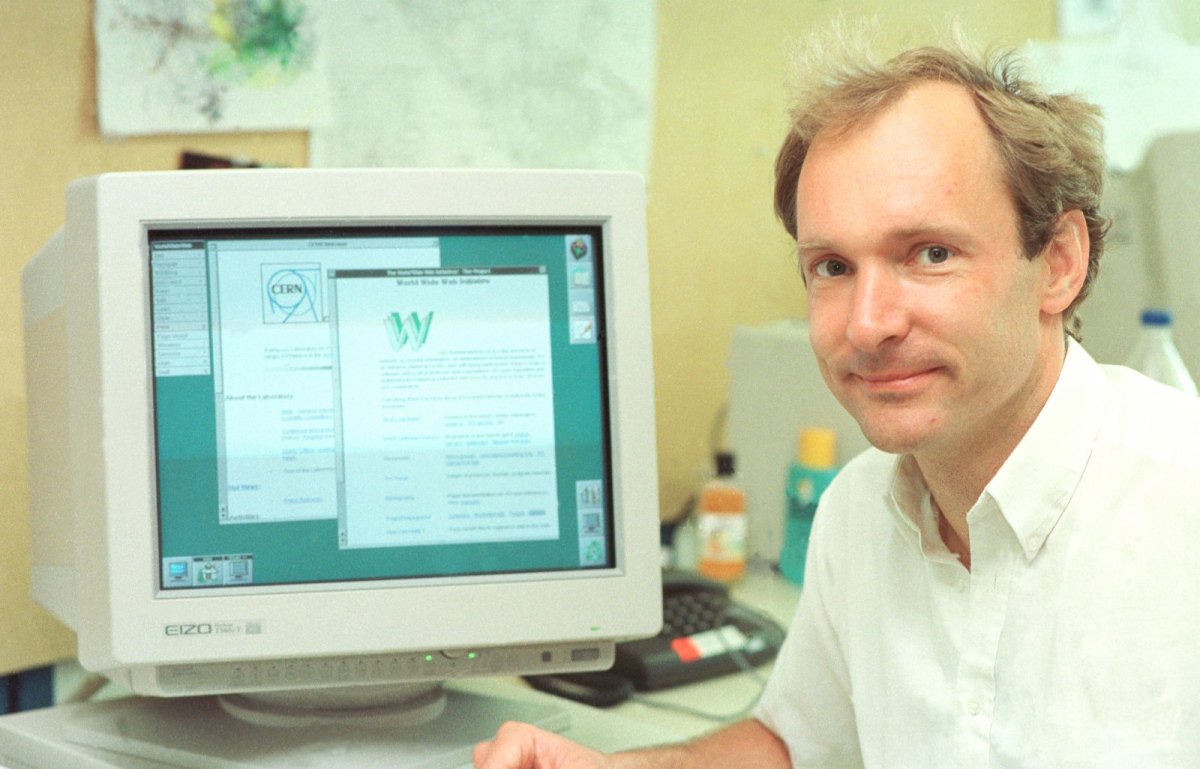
(845, 266, 908, 351)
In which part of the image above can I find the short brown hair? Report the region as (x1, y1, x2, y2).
(775, 36, 1109, 336)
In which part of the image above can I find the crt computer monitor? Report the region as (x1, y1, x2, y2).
(19, 168, 661, 765)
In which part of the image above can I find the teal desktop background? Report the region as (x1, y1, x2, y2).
(154, 228, 611, 588)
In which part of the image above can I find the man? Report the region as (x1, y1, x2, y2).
(475, 34, 1200, 769)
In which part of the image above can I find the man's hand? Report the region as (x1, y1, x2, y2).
(474, 721, 612, 769)
(475, 718, 789, 769)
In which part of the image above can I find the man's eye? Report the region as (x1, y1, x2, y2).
(917, 245, 953, 265)
(813, 259, 849, 278)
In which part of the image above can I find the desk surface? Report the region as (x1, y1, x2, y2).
(605, 566, 800, 739)
(0, 568, 801, 768)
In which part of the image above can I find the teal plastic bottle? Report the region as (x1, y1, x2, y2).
(780, 428, 838, 584)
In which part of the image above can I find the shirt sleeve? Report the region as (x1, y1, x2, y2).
(754, 484, 864, 769)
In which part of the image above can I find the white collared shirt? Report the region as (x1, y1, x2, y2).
(756, 340, 1200, 768)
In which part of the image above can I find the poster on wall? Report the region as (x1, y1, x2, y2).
(94, 0, 655, 175)
(307, 0, 657, 174)
(95, 0, 330, 136)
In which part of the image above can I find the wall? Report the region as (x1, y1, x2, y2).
(0, 0, 1053, 675)
(646, 0, 1054, 511)
(0, 3, 308, 675)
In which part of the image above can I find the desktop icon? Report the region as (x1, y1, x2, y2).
(196, 561, 223, 586)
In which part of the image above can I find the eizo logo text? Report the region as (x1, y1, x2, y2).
(163, 621, 260, 637)
(165, 623, 213, 636)
(385, 311, 434, 351)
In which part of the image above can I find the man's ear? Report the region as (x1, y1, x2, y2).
(1040, 209, 1090, 316)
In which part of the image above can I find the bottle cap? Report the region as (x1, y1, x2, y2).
(1141, 308, 1173, 327)
(797, 428, 836, 468)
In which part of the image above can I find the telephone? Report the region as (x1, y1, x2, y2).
(525, 570, 786, 707)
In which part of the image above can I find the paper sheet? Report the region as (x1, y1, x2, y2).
(1022, 38, 1200, 172)
(1025, 0, 1200, 172)
(95, 0, 655, 172)
(95, 0, 330, 136)
(308, 0, 656, 173)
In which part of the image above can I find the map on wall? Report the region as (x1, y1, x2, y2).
(94, 0, 655, 174)
(308, 0, 656, 173)
(95, 0, 330, 136)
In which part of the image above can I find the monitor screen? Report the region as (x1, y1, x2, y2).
(151, 226, 614, 591)
(22, 169, 661, 710)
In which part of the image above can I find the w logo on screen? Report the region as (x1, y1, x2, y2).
(385, 311, 434, 351)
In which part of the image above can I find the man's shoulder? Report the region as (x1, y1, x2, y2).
(822, 446, 897, 507)
(837, 444, 896, 478)
(1099, 364, 1200, 466)
(808, 446, 902, 575)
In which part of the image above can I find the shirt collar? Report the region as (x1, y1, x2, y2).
(885, 338, 1110, 561)
(985, 338, 1109, 560)
(887, 453, 959, 562)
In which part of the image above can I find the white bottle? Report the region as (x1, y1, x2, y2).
(1124, 308, 1199, 396)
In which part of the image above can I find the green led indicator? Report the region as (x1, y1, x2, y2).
(468, 652, 477, 660)
(424, 654, 434, 662)
(591, 626, 601, 632)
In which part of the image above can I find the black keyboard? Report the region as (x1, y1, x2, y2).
(662, 583, 730, 638)
(609, 571, 786, 691)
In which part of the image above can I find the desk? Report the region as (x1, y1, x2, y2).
(0, 568, 800, 768)
(606, 567, 800, 739)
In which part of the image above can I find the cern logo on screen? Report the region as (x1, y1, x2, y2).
(262, 264, 322, 323)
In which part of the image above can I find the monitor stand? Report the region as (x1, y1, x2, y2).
(0, 683, 569, 769)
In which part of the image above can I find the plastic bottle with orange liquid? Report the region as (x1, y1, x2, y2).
(696, 452, 747, 582)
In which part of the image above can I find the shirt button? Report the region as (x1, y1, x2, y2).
(956, 579, 968, 594)
(966, 699, 981, 716)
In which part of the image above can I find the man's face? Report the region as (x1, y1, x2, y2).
(796, 81, 1062, 460)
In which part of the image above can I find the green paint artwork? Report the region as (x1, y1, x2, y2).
(96, 0, 327, 135)
(207, 0, 312, 88)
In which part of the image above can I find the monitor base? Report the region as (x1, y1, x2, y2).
(218, 681, 449, 729)
(0, 687, 569, 769)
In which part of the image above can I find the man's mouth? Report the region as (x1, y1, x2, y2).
(852, 367, 939, 394)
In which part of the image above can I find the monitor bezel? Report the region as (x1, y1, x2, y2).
(46, 169, 661, 679)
